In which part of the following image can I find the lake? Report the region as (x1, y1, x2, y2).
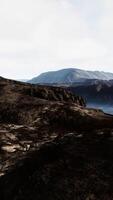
(87, 103, 113, 115)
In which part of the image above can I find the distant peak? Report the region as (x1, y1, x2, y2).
(28, 68, 113, 84)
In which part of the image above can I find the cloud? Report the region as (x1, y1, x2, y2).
(0, 0, 113, 79)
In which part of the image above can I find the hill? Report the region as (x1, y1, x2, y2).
(28, 68, 113, 84)
(0, 77, 113, 199)
(69, 79, 113, 105)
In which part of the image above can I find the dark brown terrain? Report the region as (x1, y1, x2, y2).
(0, 77, 113, 199)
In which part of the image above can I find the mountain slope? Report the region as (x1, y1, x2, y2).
(28, 68, 113, 84)
(69, 79, 113, 106)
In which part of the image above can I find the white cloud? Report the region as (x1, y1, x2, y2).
(0, 0, 113, 79)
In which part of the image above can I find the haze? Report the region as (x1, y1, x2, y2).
(0, 0, 113, 79)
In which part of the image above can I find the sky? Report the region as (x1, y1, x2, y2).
(0, 0, 113, 79)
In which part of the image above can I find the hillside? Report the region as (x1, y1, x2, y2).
(28, 68, 113, 84)
(1, 77, 113, 199)
(69, 79, 113, 105)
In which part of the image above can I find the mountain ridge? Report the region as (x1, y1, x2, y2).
(28, 68, 113, 84)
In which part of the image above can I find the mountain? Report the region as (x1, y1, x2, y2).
(28, 68, 113, 84)
(1, 77, 113, 199)
(69, 79, 113, 106)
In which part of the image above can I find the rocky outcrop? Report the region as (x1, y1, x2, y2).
(0, 77, 86, 125)
(22, 84, 86, 106)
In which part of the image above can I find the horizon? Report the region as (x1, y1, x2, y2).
(2, 66, 113, 80)
(7, 67, 113, 80)
(0, 0, 113, 79)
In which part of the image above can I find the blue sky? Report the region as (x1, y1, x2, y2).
(0, 0, 113, 79)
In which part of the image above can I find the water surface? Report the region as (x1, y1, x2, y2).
(87, 103, 113, 115)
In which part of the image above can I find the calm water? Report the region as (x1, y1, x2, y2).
(87, 103, 113, 115)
